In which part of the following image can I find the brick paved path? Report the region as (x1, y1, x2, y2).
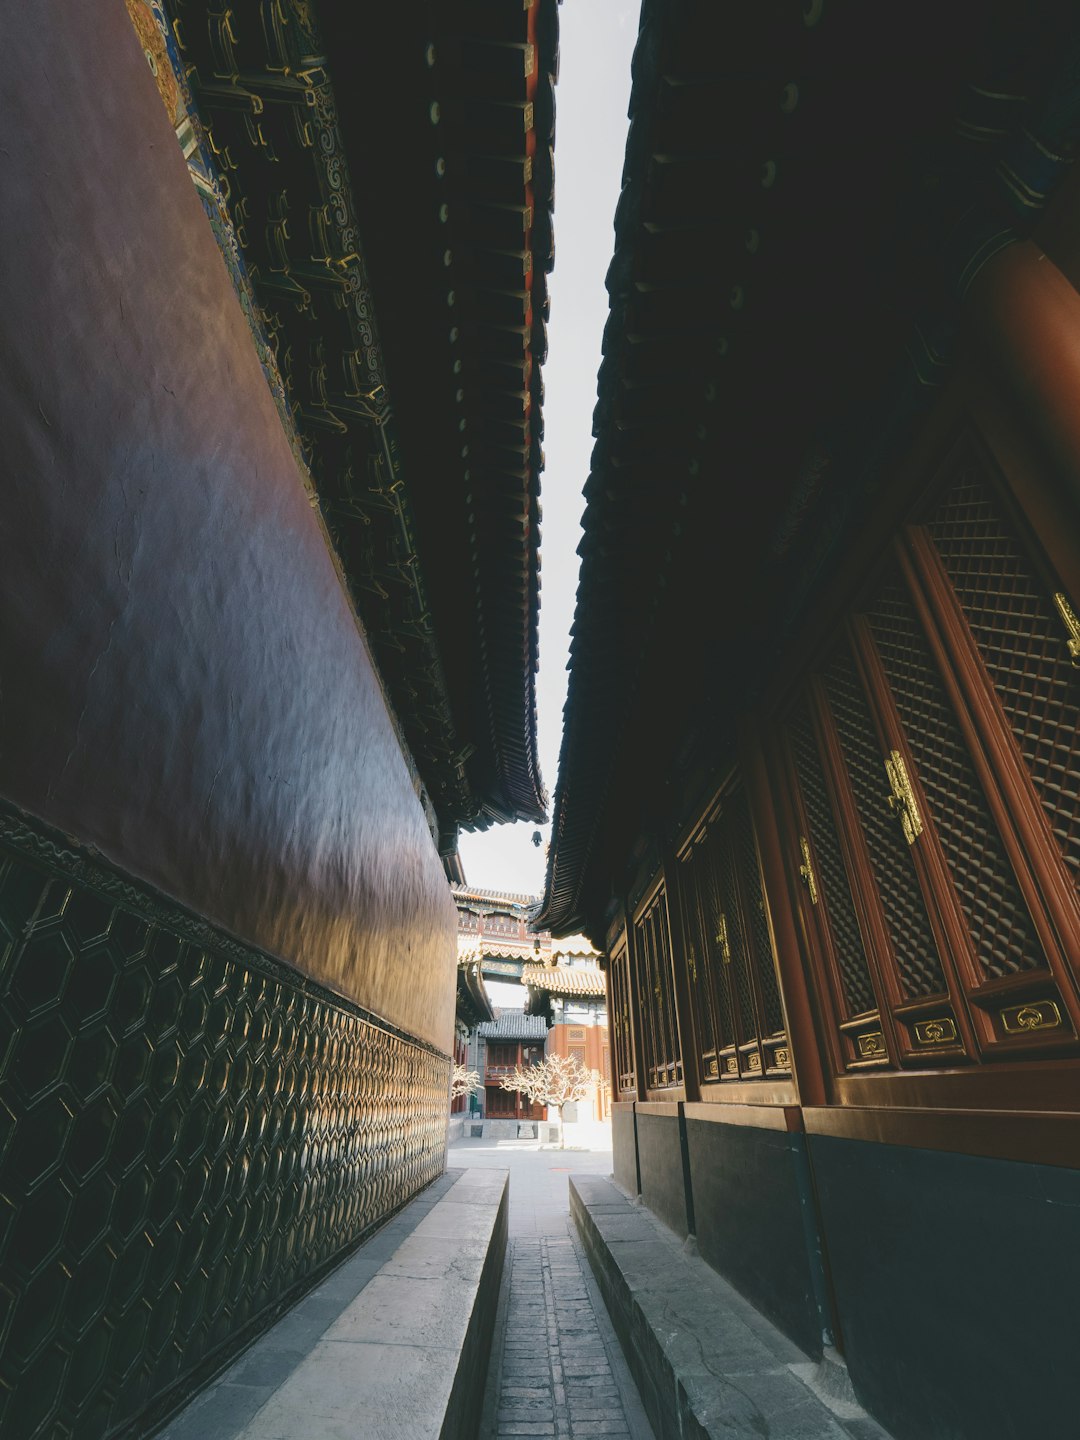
(492, 1233, 634, 1439)
(452, 1137, 652, 1440)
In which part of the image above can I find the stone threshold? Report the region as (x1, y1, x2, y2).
(570, 1176, 892, 1440)
(159, 1167, 508, 1440)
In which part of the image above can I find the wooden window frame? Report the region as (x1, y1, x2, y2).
(669, 775, 796, 1106)
(756, 365, 1080, 1128)
(631, 878, 685, 1099)
(674, 806, 731, 1087)
(900, 486, 1080, 1001)
(607, 937, 639, 1100)
(775, 684, 901, 1077)
(586, 360, 1079, 1160)
(858, 556, 1077, 1056)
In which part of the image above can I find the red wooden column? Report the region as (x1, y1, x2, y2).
(966, 239, 1080, 512)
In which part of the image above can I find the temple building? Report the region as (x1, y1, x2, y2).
(452, 936, 495, 1127)
(454, 884, 552, 972)
(474, 1012, 549, 1128)
(0, 1, 555, 1435)
(453, 884, 547, 1130)
(538, 4, 1080, 1439)
(451, 886, 609, 1130)
(523, 947, 610, 1125)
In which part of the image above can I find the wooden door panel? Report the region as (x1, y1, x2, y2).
(862, 574, 1047, 985)
(769, 413, 1080, 1091)
(673, 782, 793, 1087)
(676, 835, 730, 1081)
(923, 461, 1080, 877)
(819, 641, 953, 1006)
(608, 944, 639, 1098)
(782, 698, 888, 1071)
(732, 789, 785, 1035)
(711, 818, 765, 1076)
(634, 886, 683, 1095)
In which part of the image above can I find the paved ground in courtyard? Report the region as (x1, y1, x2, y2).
(449, 1138, 654, 1440)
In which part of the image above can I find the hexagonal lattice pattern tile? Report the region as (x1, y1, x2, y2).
(0, 827, 449, 1438)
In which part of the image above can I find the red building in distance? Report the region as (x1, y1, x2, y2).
(453, 884, 610, 1129)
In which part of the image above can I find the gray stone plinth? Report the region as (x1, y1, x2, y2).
(570, 1176, 893, 1440)
(159, 1168, 508, 1440)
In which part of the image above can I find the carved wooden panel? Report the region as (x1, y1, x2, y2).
(677, 835, 732, 1081)
(821, 643, 949, 1003)
(633, 888, 683, 1093)
(674, 783, 791, 1086)
(786, 700, 878, 1018)
(608, 944, 637, 1097)
(867, 574, 1045, 980)
(773, 431, 1080, 1087)
(925, 469, 1080, 882)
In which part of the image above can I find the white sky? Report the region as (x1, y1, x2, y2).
(458, 0, 639, 896)
(486, 979, 532, 1009)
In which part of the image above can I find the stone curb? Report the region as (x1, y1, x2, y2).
(569, 1176, 891, 1440)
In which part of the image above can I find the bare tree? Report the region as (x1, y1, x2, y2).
(499, 1053, 600, 1148)
(450, 1063, 481, 1105)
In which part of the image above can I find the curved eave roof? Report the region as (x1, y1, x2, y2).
(522, 964, 606, 997)
(321, 0, 558, 835)
(478, 1011, 549, 1042)
(457, 961, 495, 1027)
(471, 945, 532, 965)
(173, 0, 555, 847)
(453, 885, 541, 911)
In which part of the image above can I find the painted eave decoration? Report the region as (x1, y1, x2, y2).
(456, 956, 495, 1026)
(521, 962, 606, 997)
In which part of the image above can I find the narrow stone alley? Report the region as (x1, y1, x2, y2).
(487, 1234, 639, 1440)
(448, 1139, 653, 1440)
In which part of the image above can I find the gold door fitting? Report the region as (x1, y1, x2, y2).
(885, 749, 923, 845)
(715, 912, 731, 964)
(798, 835, 819, 905)
(1052, 592, 1080, 667)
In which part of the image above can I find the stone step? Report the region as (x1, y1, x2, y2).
(569, 1175, 892, 1440)
(159, 1168, 508, 1440)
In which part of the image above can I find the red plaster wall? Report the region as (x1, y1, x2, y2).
(547, 1022, 609, 1070)
(0, 2, 456, 1051)
(548, 1021, 612, 1120)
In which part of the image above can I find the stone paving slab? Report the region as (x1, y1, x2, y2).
(570, 1176, 893, 1440)
(157, 1167, 507, 1440)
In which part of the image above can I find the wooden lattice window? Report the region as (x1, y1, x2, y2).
(778, 436, 1080, 1076)
(676, 783, 791, 1083)
(608, 942, 637, 1097)
(633, 886, 683, 1092)
(917, 464, 1080, 887)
